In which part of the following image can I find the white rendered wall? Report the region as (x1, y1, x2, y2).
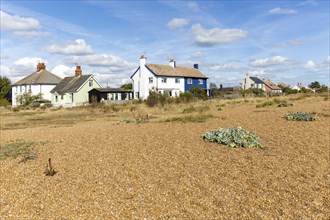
(12, 84, 56, 106)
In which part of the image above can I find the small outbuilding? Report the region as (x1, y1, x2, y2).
(88, 88, 133, 103)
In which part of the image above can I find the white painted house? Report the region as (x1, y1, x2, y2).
(11, 63, 62, 106)
(131, 56, 208, 99)
(51, 66, 102, 107)
(240, 74, 265, 91)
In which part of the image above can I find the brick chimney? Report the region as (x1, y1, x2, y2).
(37, 63, 46, 71)
(75, 65, 82, 77)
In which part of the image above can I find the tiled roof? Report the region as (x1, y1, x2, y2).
(51, 75, 92, 95)
(249, 76, 264, 84)
(13, 69, 62, 85)
(146, 64, 208, 79)
(263, 80, 282, 90)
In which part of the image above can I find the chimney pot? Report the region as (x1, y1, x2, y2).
(75, 65, 82, 77)
(37, 63, 46, 71)
(169, 59, 176, 68)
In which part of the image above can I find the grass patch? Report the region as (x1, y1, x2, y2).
(162, 114, 213, 123)
(256, 101, 273, 108)
(0, 140, 35, 160)
(182, 105, 210, 114)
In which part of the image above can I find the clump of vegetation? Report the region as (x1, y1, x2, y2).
(119, 114, 153, 124)
(182, 105, 210, 114)
(256, 101, 273, 108)
(0, 140, 35, 160)
(44, 158, 57, 176)
(202, 127, 263, 148)
(19, 152, 37, 163)
(285, 112, 317, 121)
(162, 114, 213, 123)
(277, 100, 293, 107)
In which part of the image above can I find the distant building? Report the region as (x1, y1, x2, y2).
(88, 88, 133, 103)
(11, 63, 62, 106)
(131, 56, 209, 99)
(240, 74, 282, 94)
(51, 66, 102, 107)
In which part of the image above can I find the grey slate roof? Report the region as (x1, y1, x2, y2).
(13, 69, 62, 86)
(146, 64, 208, 79)
(51, 75, 92, 95)
(250, 76, 264, 84)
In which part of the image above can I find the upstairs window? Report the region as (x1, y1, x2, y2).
(175, 78, 180, 83)
(187, 78, 192, 84)
(89, 80, 93, 87)
(161, 77, 167, 83)
(149, 77, 153, 83)
(198, 79, 203, 85)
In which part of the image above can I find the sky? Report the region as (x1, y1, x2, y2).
(0, 0, 329, 88)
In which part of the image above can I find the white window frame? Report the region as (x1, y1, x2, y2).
(198, 79, 203, 85)
(187, 78, 192, 84)
(149, 77, 153, 83)
(175, 78, 180, 83)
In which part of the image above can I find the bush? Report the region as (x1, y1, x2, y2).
(189, 86, 208, 100)
(178, 92, 193, 103)
(0, 98, 10, 106)
(146, 91, 160, 107)
(285, 112, 317, 121)
(202, 127, 263, 148)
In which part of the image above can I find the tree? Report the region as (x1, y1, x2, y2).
(308, 81, 321, 89)
(121, 83, 132, 90)
(0, 76, 11, 99)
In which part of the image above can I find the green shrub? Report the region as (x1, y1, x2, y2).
(202, 127, 263, 148)
(276, 100, 293, 107)
(285, 112, 317, 121)
(178, 92, 194, 103)
(0, 98, 10, 106)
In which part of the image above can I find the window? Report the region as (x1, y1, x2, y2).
(149, 77, 153, 83)
(61, 95, 64, 100)
(187, 78, 192, 84)
(198, 79, 203, 85)
(161, 77, 167, 83)
(175, 78, 180, 83)
(55, 95, 58, 102)
(89, 80, 93, 87)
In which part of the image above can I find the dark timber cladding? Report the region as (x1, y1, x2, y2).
(88, 88, 133, 102)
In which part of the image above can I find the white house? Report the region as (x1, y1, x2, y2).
(11, 63, 62, 106)
(51, 66, 102, 107)
(131, 56, 209, 99)
(240, 74, 265, 91)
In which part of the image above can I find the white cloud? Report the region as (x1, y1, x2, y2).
(65, 53, 134, 69)
(304, 60, 316, 70)
(191, 23, 247, 47)
(188, 2, 200, 12)
(51, 65, 75, 78)
(191, 52, 204, 58)
(210, 63, 242, 72)
(0, 10, 41, 31)
(248, 70, 268, 76)
(46, 39, 93, 55)
(269, 7, 297, 15)
(12, 30, 51, 39)
(167, 18, 190, 30)
(250, 56, 294, 67)
(2, 57, 47, 83)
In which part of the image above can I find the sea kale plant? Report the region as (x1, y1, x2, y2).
(285, 112, 317, 121)
(202, 127, 263, 148)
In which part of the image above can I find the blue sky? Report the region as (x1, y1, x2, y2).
(1, 0, 329, 88)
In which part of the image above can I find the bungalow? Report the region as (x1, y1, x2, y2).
(88, 88, 133, 103)
(263, 79, 282, 94)
(11, 63, 62, 106)
(131, 56, 209, 99)
(51, 66, 102, 107)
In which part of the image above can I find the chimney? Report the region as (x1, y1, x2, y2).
(169, 59, 176, 68)
(75, 66, 82, 77)
(37, 63, 46, 71)
(140, 55, 147, 66)
(193, 63, 199, 69)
